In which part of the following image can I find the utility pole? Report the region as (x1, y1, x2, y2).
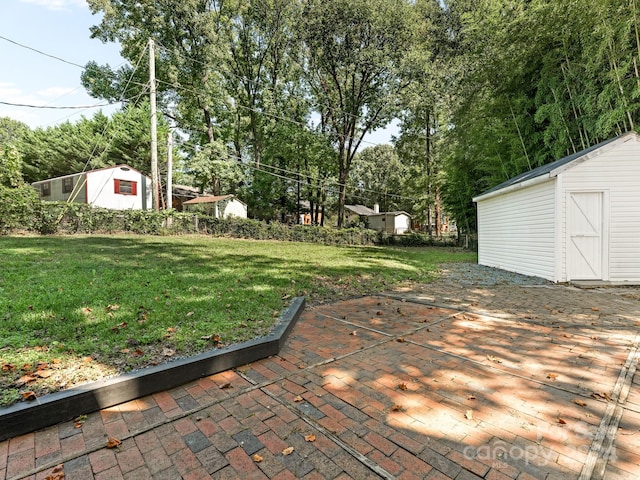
(149, 38, 159, 210)
(167, 130, 173, 210)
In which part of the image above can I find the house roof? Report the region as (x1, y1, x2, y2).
(31, 164, 149, 185)
(473, 131, 640, 202)
(345, 204, 376, 215)
(182, 194, 241, 205)
(368, 211, 411, 218)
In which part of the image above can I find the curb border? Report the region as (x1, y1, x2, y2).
(0, 296, 305, 442)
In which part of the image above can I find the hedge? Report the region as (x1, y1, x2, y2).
(0, 199, 457, 247)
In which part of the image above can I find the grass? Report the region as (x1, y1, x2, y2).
(0, 234, 476, 406)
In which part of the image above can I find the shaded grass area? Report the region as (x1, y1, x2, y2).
(0, 235, 476, 406)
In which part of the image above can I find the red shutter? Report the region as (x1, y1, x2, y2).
(114, 179, 120, 194)
(131, 181, 137, 196)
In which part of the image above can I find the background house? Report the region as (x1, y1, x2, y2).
(473, 131, 640, 283)
(345, 204, 411, 234)
(182, 194, 248, 218)
(32, 165, 152, 210)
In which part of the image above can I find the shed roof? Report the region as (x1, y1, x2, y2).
(31, 164, 148, 185)
(182, 194, 244, 205)
(345, 204, 376, 216)
(473, 131, 640, 202)
(368, 211, 411, 218)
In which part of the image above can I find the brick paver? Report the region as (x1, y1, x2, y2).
(1, 280, 639, 479)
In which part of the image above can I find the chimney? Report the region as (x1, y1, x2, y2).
(373, 203, 379, 213)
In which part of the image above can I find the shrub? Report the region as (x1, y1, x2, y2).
(0, 184, 40, 234)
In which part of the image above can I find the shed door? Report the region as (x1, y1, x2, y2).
(567, 192, 604, 280)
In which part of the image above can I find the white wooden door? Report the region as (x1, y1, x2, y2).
(567, 192, 604, 280)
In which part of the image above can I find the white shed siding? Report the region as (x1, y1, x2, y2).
(222, 199, 248, 218)
(477, 179, 556, 280)
(86, 167, 152, 210)
(558, 141, 640, 282)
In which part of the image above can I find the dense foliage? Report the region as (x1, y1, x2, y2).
(3, 0, 640, 235)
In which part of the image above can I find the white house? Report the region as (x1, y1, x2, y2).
(345, 204, 411, 234)
(32, 165, 152, 210)
(182, 194, 248, 218)
(473, 131, 640, 283)
(367, 211, 412, 234)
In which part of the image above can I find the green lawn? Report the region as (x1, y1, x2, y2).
(0, 234, 475, 406)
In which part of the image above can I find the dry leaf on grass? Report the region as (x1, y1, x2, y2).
(106, 437, 122, 448)
(22, 391, 37, 401)
(282, 446, 294, 455)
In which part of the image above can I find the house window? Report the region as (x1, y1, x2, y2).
(40, 182, 51, 197)
(114, 179, 137, 195)
(62, 177, 74, 194)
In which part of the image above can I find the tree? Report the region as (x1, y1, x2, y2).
(299, 0, 415, 227)
(348, 145, 407, 213)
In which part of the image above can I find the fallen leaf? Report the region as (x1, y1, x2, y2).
(573, 399, 587, 407)
(106, 304, 120, 312)
(81, 307, 92, 314)
(557, 417, 567, 424)
(219, 382, 232, 389)
(253, 454, 264, 463)
(2, 364, 16, 371)
(293, 395, 304, 402)
(487, 355, 502, 363)
(397, 382, 408, 391)
(44, 464, 65, 480)
(305, 434, 316, 442)
(186, 311, 194, 317)
(547, 373, 558, 380)
(22, 391, 37, 401)
(34, 370, 53, 379)
(376, 311, 383, 316)
(391, 405, 403, 412)
(349, 331, 357, 336)
(396, 337, 406, 343)
(591, 392, 612, 401)
(132, 348, 144, 357)
(591, 307, 600, 312)
(272, 310, 280, 317)
(396, 307, 406, 316)
(162, 347, 175, 357)
(16, 375, 37, 386)
(282, 446, 294, 455)
(167, 327, 176, 333)
(467, 395, 477, 400)
(106, 437, 122, 448)
(465, 410, 473, 420)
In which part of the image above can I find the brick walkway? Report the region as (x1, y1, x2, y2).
(2, 281, 640, 479)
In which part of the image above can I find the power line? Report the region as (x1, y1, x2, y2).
(0, 100, 113, 109)
(0, 34, 87, 69)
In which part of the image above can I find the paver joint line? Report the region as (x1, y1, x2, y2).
(578, 333, 640, 480)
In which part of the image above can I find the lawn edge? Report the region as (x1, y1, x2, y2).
(0, 296, 305, 442)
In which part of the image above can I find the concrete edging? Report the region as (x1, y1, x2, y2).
(0, 296, 305, 442)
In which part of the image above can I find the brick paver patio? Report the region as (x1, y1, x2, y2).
(2, 280, 639, 479)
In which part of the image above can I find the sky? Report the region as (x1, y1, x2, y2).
(0, 0, 397, 146)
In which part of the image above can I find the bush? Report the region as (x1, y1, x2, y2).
(0, 184, 40, 234)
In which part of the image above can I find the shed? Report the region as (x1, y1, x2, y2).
(32, 165, 152, 210)
(472, 131, 640, 283)
(182, 194, 247, 219)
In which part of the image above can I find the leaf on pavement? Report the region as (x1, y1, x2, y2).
(253, 454, 263, 463)
(293, 395, 303, 402)
(219, 382, 232, 389)
(557, 417, 567, 425)
(106, 437, 122, 448)
(465, 410, 473, 420)
(487, 355, 502, 363)
(305, 434, 316, 442)
(397, 382, 408, 391)
(547, 373, 558, 380)
(282, 446, 294, 455)
(573, 399, 587, 407)
(391, 405, 403, 412)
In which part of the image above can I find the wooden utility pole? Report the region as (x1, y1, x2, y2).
(167, 130, 173, 210)
(149, 38, 159, 210)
